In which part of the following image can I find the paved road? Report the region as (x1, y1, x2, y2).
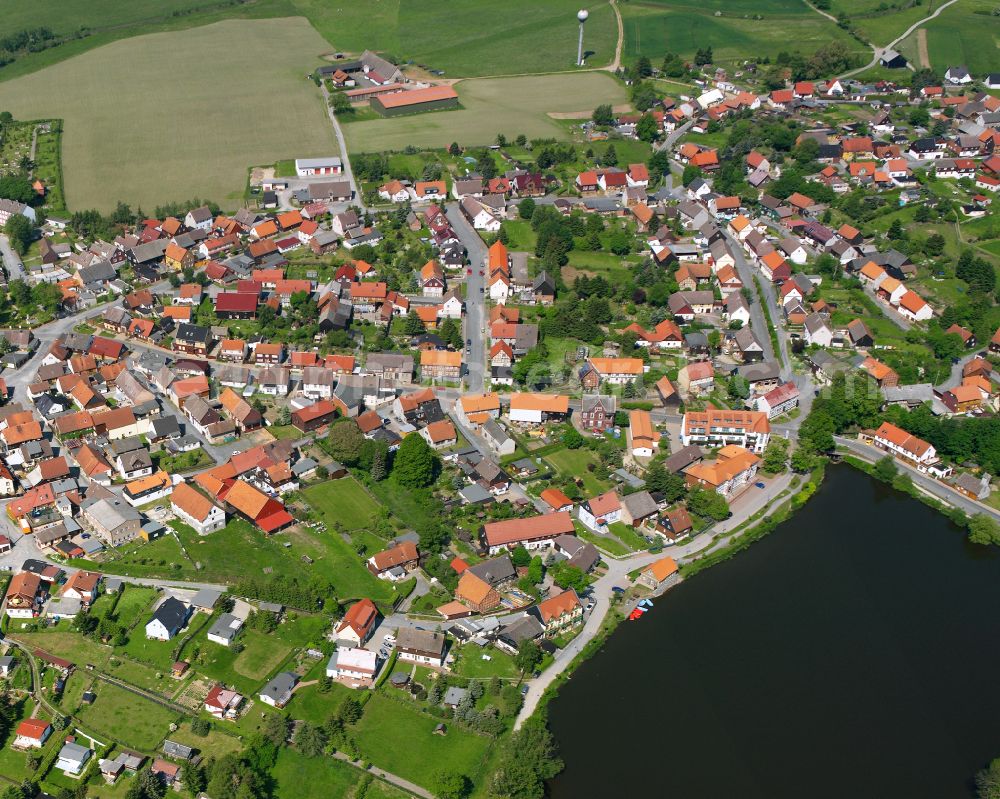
(938, 348, 986, 390)
(835, 435, 1000, 521)
(319, 83, 363, 211)
(445, 203, 487, 393)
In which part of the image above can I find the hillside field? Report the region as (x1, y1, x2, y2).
(342, 72, 627, 153)
(1, 0, 618, 82)
(619, 0, 865, 67)
(896, 0, 1000, 76)
(0, 18, 337, 211)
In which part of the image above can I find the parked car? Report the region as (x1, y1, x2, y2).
(754, 481, 765, 489)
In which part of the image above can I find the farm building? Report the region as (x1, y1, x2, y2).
(372, 86, 459, 117)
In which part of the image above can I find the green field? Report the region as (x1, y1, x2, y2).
(0, 18, 337, 211)
(303, 478, 382, 531)
(353, 694, 493, 789)
(343, 72, 627, 153)
(77, 681, 182, 749)
(896, 0, 1000, 75)
(620, 0, 864, 67)
(545, 446, 612, 496)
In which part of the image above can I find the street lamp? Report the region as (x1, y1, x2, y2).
(577, 9, 589, 67)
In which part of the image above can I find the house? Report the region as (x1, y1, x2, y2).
(326, 647, 378, 686)
(620, 490, 658, 528)
(85, 497, 142, 546)
(397, 627, 447, 667)
(859, 356, 899, 388)
(685, 444, 761, 497)
(677, 361, 714, 397)
(681, 407, 770, 453)
(636, 557, 679, 590)
(145, 596, 191, 640)
(13, 719, 51, 749)
(259, 672, 298, 708)
(368, 541, 419, 579)
(218, 479, 293, 533)
(204, 684, 244, 720)
(481, 419, 515, 457)
(61, 570, 101, 604)
(482, 511, 575, 555)
(4, 572, 42, 618)
(455, 571, 500, 613)
(657, 508, 693, 542)
(578, 490, 621, 533)
(629, 409, 660, 457)
(207, 613, 243, 647)
(941, 383, 985, 414)
(295, 157, 342, 176)
(534, 589, 583, 635)
(580, 394, 615, 432)
(540, 488, 574, 513)
(57, 741, 92, 775)
(756, 381, 800, 418)
(946, 65, 972, 84)
(420, 350, 462, 382)
(897, 290, 933, 322)
(846, 319, 874, 348)
(172, 482, 225, 535)
(579, 357, 644, 389)
(172, 324, 212, 356)
(871, 421, 940, 471)
(292, 400, 338, 433)
(803, 313, 833, 347)
(508, 393, 569, 425)
(422, 419, 458, 449)
(336, 598, 380, 645)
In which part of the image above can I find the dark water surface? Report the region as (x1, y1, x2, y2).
(547, 465, 1000, 799)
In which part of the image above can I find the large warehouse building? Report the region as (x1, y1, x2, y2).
(371, 85, 460, 117)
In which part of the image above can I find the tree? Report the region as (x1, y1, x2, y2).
(293, 722, 328, 757)
(968, 515, 1000, 546)
(976, 757, 1000, 799)
(326, 419, 363, 465)
(392, 432, 439, 488)
(403, 312, 426, 336)
(183, 763, 207, 796)
(681, 164, 702, 187)
(550, 563, 587, 593)
(887, 218, 904, 241)
(433, 771, 471, 799)
(329, 92, 353, 115)
(477, 150, 497, 180)
(190, 717, 211, 736)
(591, 104, 614, 127)
(602, 144, 618, 167)
(790, 447, 817, 474)
(636, 114, 659, 143)
(514, 640, 543, 676)
(428, 681, 444, 706)
(687, 487, 729, 521)
(339, 697, 364, 725)
(873, 455, 898, 483)
(488, 721, 563, 799)
(694, 46, 713, 65)
(449, 142, 461, 156)
(262, 713, 290, 746)
(562, 427, 585, 449)
(510, 546, 531, 567)
(644, 462, 686, 502)
(370, 444, 388, 481)
(762, 438, 789, 474)
(3, 214, 32, 256)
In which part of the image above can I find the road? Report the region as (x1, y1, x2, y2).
(937, 348, 985, 390)
(835, 435, 1000, 522)
(319, 83, 363, 211)
(445, 203, 487, 393)
(0, 234, 25, 283)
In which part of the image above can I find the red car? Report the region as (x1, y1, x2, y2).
(478, 270, 484, 276)
(467, 268, 472, 274)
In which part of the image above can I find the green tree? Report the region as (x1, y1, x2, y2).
(873, 455, 898, 483)
(762, 438, 789, 474)
(190, 717, 211, 736)
(449, 142, 461, 156)
(518, 197, 536, 221)
(293, 722, 328, 757)
(968, 515, 1000, 546)
(602, 144, 618, 167)
(977, 757, 1000, 799)
(511, 546, 531, 567)
(3, 214, 32, 256)
(183, 763, 207, 796)
(403, 312, 426, 336)
(550, 563, 587, 593)
(329, 92, 353, 115)
(790, 447, 817, 474)
(681, 164, 702, 187)
(514, 640, 543, 676)
(326, 419, 363, 465)
(392, 432, 439, 488)
(687, 487, 729, 521)
(636, 114, 659, 143)
(262, 713, 290, 747)
(591, 104, 614, 127)
(488, 721, 563, 799)
(562, 427, 585, 449)
(433, 771, 471, 799)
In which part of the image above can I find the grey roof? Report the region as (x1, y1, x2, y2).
(58, 741, 91, 764)
(162, 740, 193, 759)
(663, 444, 704, 474)
(468, 555, 516, 586)
(581, 394, 615, 414)
(190, 588, 222, 609)
(482, 419, 511, 447)
(77, 259, 116, 285)
(117, 449, 153, 473)
(443, 686, 469, 706)
(736, 361, 781, 382)
(87, 497, 140, 531)
(733, 326, 763, 352)
(621, 490, 658, 520)
(498, 614, 544, 648)
(207, 613, 242, 642)
(459, 484, 493, 504)
(260, 671, 298, 702)
(292, 457, 319, 476)
(396, 627, 446, 657)
(149, 596, 190, 634)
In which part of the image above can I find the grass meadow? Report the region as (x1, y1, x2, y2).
(343, 72, 626, 153)
(896, 0, 1000, 75)
(77, 681, 181, 749)
(0, 18, 337, 211)
(619, 0, 864, 67)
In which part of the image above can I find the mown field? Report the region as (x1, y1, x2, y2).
(0, 18, 336, 211)
(343, 72, 626, 153)
(896, 0, 1000, 75)
(620, 0, 864, 66)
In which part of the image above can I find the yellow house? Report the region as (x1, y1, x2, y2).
(165, 243, 194, 272)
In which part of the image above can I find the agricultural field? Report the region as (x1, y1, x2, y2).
(342, 72, 627, 153)
(826, 0, 938, 47)
(619, 0, 863, 67)
(895, 0, 1000, 75)
(0, 18, 336, 211)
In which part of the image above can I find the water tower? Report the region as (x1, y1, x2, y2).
(576, 9, 589, 66)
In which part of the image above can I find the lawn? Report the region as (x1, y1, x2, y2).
(577, 527, 630, 557)
(451, 647, 519, 680)
(545, 446, 612, 496)
(169, 720, 243, 759)
(0, 18, 337, 211)
(96, 518, 396, 604)
(12, 630, 113, 668)
(343, 72, 626, 153)
(608, 521, 649, 552)
(303, 478, 382, 531)
(353, 694, 493, 790)
(620, 0, 864, 67)
(272, 748, 361, 799)
(77, 681, 182, 750)
(896, 0, 1000, 75)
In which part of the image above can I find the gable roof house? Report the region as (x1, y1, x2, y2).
(145, 596, 191, 640)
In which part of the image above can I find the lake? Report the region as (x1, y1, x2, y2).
(547, 465, 1000, 799)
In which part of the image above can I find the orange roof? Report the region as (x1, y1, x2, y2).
(420, 260, 444, 281)
(859, 262, 885, 281)
(15, 719, 50, 740)
(682, 407, 770, 436)
(424, 419, 457, 443)
(223, 479, 270, 518)
(171, 481, 218, 522)
(509, 393, 569, 413)
(643, 557, 678, 582)
(252, 220, 278, 238)
(414, 305, 442, 324)
(685, 445, 761, 487)
(629, 409, 659, 446)
(948, 384, 984, 404)
(761, 250, 787, 270)
(162, 306, 191, 321)
(460, 393, 499, 413)
(536, 589, 582, 624)
(488, 240, 509, 273)
(456, 572, 496, 605)
(588, 357, 643, 376)
(540, 488, 573, 510)
(879, 276, 902, 294)
(370, 541, 419, 571)
(2, 420, 42, 445)
(124, 470, 171, 497)
(350, 282, 388, 300)
(730, 214, 750, 232)
(898, 290, 927, 314)
(421, 350, 462, 367)
(376, 85, 458, 109)
(691, 150, 719, 168)
(875, 421, 932, 457)
(483, 511, 575, 547)
(860, 357, 897, 382)
(165, 242, 189, 263)
(337, 598, 379, 638)
(276, 210, 302, 229)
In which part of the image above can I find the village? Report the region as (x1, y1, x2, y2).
(0, 34, 998, 799)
